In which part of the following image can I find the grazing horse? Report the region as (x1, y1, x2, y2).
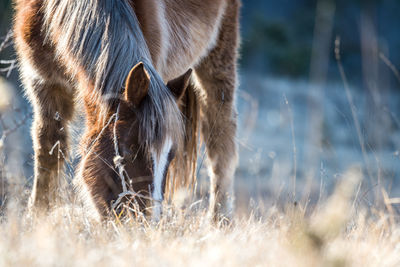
(13, 0, 240, 221)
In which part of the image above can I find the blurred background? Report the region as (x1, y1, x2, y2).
(1, 0, 400, 211)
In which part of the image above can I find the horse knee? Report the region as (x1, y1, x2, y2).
(202, 110, 237, 155)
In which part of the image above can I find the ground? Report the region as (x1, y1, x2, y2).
(1, 75, 400, 266)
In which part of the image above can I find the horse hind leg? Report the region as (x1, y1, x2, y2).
(194, 0, 240, 223)
(26, 78, 74, 210)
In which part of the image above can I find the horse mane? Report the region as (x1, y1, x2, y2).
(42, 0, 183, 153)
(166, 81, 200, 199)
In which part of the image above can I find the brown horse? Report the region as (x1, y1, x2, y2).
(13, 0, 240, 222)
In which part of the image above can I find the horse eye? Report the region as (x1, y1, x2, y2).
(120, 147, 132, 161)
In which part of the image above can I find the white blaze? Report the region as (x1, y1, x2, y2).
(151, 138, 172, 221)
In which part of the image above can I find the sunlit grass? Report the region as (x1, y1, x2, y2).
(0, 167, 399, 267)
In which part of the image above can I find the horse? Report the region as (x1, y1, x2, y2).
(13, 0, 240, 222)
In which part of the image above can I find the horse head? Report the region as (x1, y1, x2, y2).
(80, 62, 192, 218)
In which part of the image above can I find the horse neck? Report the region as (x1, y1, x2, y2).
(43, 0, 154, 99)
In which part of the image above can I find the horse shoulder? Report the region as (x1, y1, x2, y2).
(130, 0, 163, 70)
(14, 0, 67, 84)
(157, 0, 229, 80)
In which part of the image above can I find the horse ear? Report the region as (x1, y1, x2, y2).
(167, 69, 193, 101)
(124, 62, 150, 107)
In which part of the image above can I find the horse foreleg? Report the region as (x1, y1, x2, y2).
(27, 80, 74, 210)
(194, 0, 240, 223)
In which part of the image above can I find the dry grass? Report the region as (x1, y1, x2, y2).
(0, 167, 399, 267)
(1, 70, 399, 267)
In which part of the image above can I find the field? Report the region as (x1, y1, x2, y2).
(0, 172, 399, 266)
(1, 74, 400, 266)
